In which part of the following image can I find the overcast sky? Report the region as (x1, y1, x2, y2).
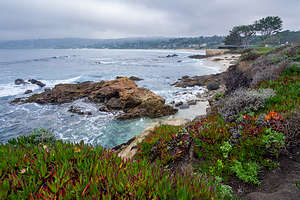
(0, 0, 299, 40)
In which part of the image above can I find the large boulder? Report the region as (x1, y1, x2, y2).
(14, 77, 177, 119)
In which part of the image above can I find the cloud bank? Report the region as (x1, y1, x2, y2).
(0, 0, 299, 40)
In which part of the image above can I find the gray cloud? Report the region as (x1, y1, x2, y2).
(0, 0, 299, 40)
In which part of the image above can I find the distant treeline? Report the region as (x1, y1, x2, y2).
(0, 30, 299, 49)
(0, 36, 224, 49)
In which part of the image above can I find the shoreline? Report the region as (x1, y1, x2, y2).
(116, 51, 240, 158)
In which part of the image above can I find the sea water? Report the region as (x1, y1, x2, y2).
(0, 49, 221, 147)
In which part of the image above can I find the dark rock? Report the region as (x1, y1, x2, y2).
(175, 102, 183, 107)
(28, 79, 46, 87)
(24, 90, 33, 94)
(15, 79, 27, 85)
(99, 106, 110, 112)
(129, 76, 143, 81)
(207, 82, 220, 90)
(177, 60, 182, 63)
(166, 54, 178, 58)
(188, 55, 209, 59)
(179, 103, 189, 109)
(68, 106, 92, 115)
(173, 72, 226, 88)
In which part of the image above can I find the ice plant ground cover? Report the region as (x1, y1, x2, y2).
(0, 129, 234, 199)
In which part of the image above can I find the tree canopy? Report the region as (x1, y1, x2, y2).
(224, 16, 283, 47)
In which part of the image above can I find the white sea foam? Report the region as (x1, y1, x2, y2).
(0, 83, 39, 98)
(0, 76, 82, 98)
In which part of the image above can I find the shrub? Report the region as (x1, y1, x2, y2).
(230, 161, 261, 184)
(218, 88, 275, 122)
(220, 141, 232, 158)
(262, 129, 285, 156)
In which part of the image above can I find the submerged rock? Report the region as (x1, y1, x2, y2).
(166, 54, 178, 58)
(68, 106, 92, 115)
(14, 77, 177, 119)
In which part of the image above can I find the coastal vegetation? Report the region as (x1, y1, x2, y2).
(1, 43, 299, 199)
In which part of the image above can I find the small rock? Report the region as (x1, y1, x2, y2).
(68, 106, 92, 115)
(15, 79, 27, 85)
(207, 82, 220, 91)
(129, 76, 143, 81)
(99, 106, 110, 112)
(175, 102, 183, 107)
(177, 60, 182, 63)
(44, 88, 51, 93)
(28, 79, 46, 87)
(24, 90, 33, 94)
(166, 54, 178, 58)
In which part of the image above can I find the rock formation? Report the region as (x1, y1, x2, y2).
(13, 77, 177, 119)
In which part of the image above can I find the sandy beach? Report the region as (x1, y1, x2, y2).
(204, 53, 241, 72)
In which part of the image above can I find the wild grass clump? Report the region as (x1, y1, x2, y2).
(0, 130, 231, 200)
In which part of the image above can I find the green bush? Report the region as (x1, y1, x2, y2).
(262, 129, 285, 156)
(230, 161, 261, 184)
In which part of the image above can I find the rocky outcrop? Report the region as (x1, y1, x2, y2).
(225, 43, 300, 94)
(172, 72, 226, 88)
(13, 77, 177, 119)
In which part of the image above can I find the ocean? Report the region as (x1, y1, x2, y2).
(0, 49, 222, 147)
